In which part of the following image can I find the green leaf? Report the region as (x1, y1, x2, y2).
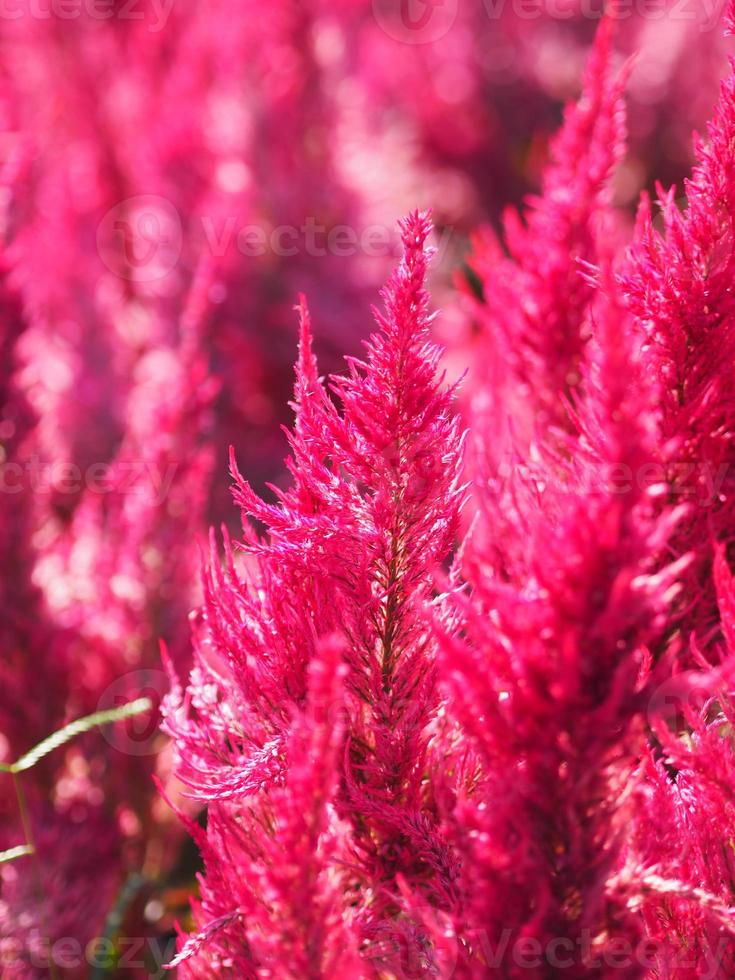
(0, 844, 34, 864)
(4, 697, 153, 774)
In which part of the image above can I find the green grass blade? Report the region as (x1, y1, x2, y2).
(9, 697, 153, 774)
(0, 844, 34, 863)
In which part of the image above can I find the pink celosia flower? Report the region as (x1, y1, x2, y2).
(164, 212, 466, 972)
(621, 46, 735, 647)
(628, 549, 735, 975)
(461, 17, 629, 459)
(4, 6, 735, 978)
(167, 635, 365, 979)
(436, 266, 690, 975)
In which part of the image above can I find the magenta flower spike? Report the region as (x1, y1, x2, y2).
(621, 48, 735, 648)
(163, 212, 466, 973)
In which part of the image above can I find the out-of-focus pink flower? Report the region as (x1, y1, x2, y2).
(461, 18, 629, 457)
(0, 806, 120, 980)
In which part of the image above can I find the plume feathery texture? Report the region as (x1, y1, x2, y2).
(164, 212, 466, 973)
(621, 53, 735, 648)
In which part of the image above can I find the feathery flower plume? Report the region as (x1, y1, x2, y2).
(163, 212, 466, 972)
(629, 550, 735, 974)
(621, 47, 735, 647)
(462, 18, 629, 457)
(437, 269, 689, 975)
